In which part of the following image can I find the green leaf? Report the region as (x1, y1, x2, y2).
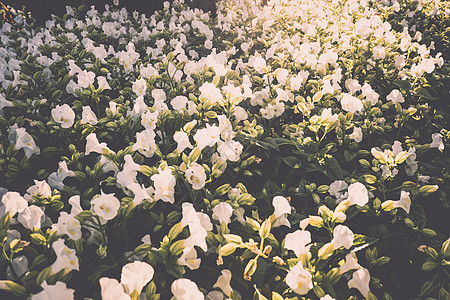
(324, 156, 343, 180)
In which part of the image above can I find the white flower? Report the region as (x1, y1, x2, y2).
(100, 278, 130, 300)
(216, 140, 243, 162)
(91, 192, 120, 222)
(18, 205, 44, 230)
(141, 110, 159, 131)
(286, 261, 313, 295)
(180, 203, 211, 252)
(151, 169, 176, 203)
(212, 202, 233, 224)
(52, 212, 82, 240)
(171, 278, 204, 300)
(430, 133, 444, 151)
(345, 79, 361, 95)
(80, 106, 98, 125)
(284, 230, 311, 257)
(140, 64, 158, 79)
(328, 180, 348, 202)
(350, 127, 363, 143)
(386, 89, 404, 104)
(50, 239, 79, 275)
(382, 190, 411, 214)
(213, 269, 233, 297)
(171, 95, 188, 111)
(10, 126, 40, 158)
(97, 76, 111, 90)
(132, 78, 147, 96)
(132, 129, 157, 158)
(85, 133, 111, 155)
(177, 246, 201, 270)
(194, 124, 220, 150)
(373, 45, 386, 59)
(51, 104, 76, 129)
(152, 89, 166, 102)
(32, 281, 74, 300)
(338, 252, 362, 275)
(331, 225, 354, 249)
(251, 56, 267, 74)
(173, 131, 193, 153)
(199, 82, 224, 104)
(48, 161, 76, 189)
(77, 70, 96, 88)
(121, 261, 154, 294)
(341, 93, 364, 114)
(185, 163, 207, 190)
(1, 192, 27, 216)
(233, 106, 248, 121)
(348, 268, 371, 298)
(0, 93, 13, 109)
(272, 196, 291, 227)
(347, 182, 368, 206)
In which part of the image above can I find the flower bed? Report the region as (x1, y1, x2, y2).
(0, 0, 449, 299)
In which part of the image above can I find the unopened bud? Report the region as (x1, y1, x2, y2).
(244, 258, 258, 281)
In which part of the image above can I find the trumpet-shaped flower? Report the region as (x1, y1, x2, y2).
(85, 133, 111, 155)
(348, 268, 371, 298)
(199, 82, 223, 104)
(430, 133, 444, 152)
(91, 192, 120, 222)
(331, 225, 354, 249)
(2, 192, 27, 216)
(18, 205, 44, 230)
(177, 246, 201, 270)
(10, 126, 40, 158)
(50, 239, 79, 275)
(171, 278, 204, 300)
(132, 78, 147, 96)
(212, 202, 233, 224)
(347, 182, 368, 207)
(77, 70, 95, 88)
(80, 106, 98, 125)
(213, 269, 233, 297)
(52, 212, 82, 240)
(272, 196, 291, 227)
(121, 261, 154, 294)
(32, 281, 74, 300)
(217, 140, 243, 162)
(286, 261, 313, 295)
(341, 93, 363, 114)
(381, 190, 411, 214)
(99, 278, 130, 300)
(151, 168, 176, 204)
(132, 129, 157, 158)
(173, 131, 193, 153)
(284, 230, 311, 258)
(386, 89, 404, 104)
(185, 163, 207, 190)
(350, 127, 363, 143)
(194, 124, 220, 150)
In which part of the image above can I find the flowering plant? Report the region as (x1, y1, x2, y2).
(0, 0, 449, 299)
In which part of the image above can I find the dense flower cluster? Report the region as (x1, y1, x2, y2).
(0, 0, 449, 299)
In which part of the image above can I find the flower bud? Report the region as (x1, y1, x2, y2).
(318, 242, 335, 260)
(244, 258, 258, 281)
(259, 219, 271, 239)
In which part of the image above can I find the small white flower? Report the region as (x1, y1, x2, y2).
(32, 281, 74, 300)
(171, 278, 204, 300)
(51, 104, 75, 128)
(348, 268, 371, 298)
(284, 230, 311, 257)
(173, 131, 193, 153)
(430, 133, 444, 152)
(185, 163, 207, 190)
(212, 202, 233, 224)
(213, 269, 233, 297)
(341, 93, 364, 114)
(386, 89, 404, 104)
(347, 182, 368, 206)
(121, 261, 154, 294)
(18, 205, 44, 230)
(177, 246, 201, 270)
(286, 261, 313, 295)
(331, 225, 354, 249)
(52, 212, 82, 240)
(132, 78, 147, 96)
(1, 192, 27, 216)
(80, 106, 98, 125)
(350, 127, 363, 143)
(99, 278, 130, 300)
(77, 70, 96, 88)
(91, 192, 120, 222)
(170, 95, 188, 111)
(50, 239, 79, 275)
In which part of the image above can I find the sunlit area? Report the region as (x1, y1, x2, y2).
(0, 0, 449, 299)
